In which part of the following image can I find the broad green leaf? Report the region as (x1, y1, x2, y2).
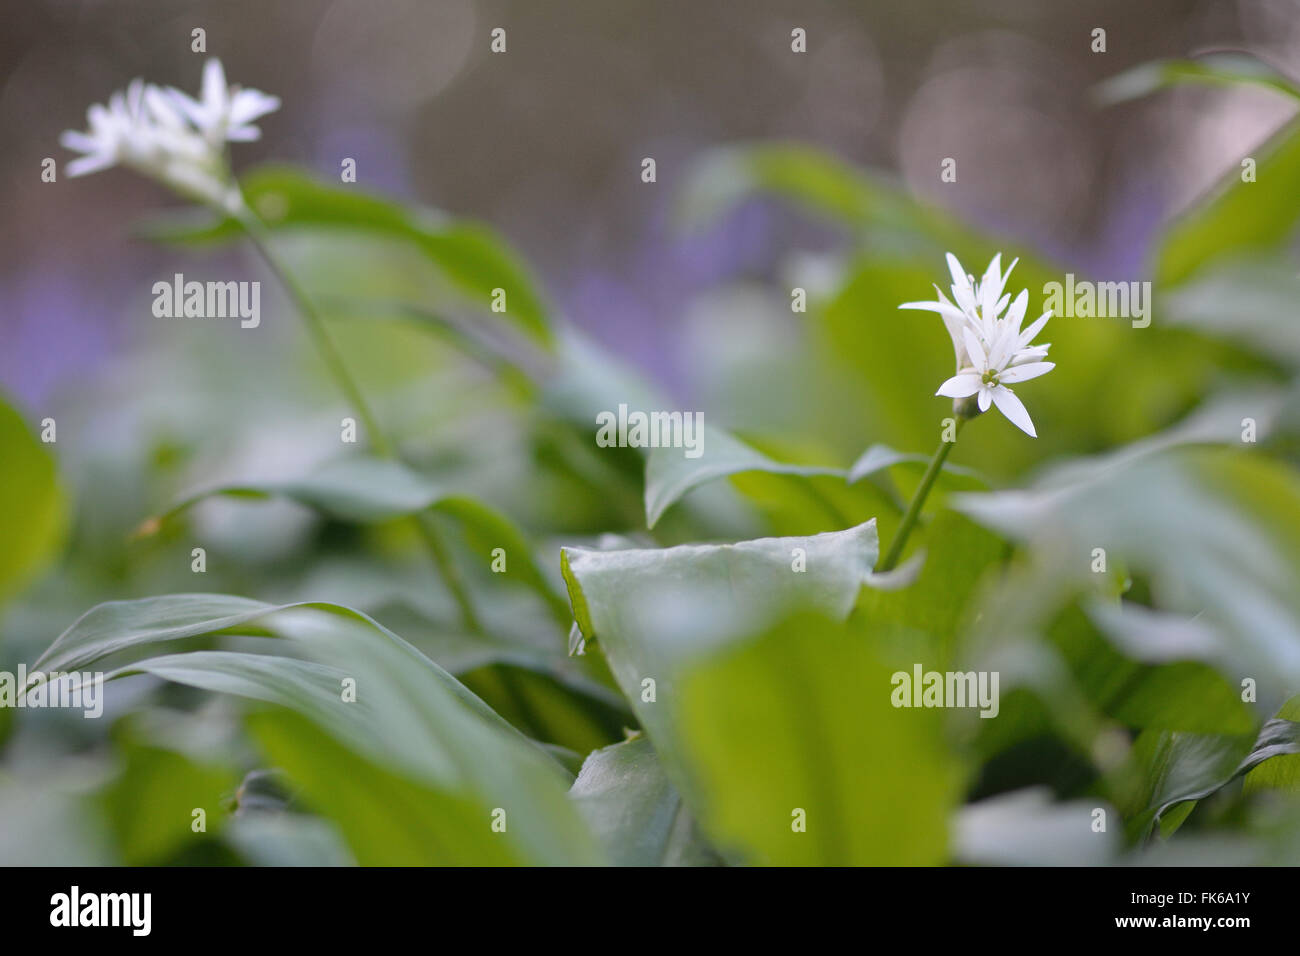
(853, 509, 1007, 669)
(246, 709, 523, 865)
(542, 328, 662, 427)
(32, 594, 602, 865)
(1085, 600, 1227, 666)
(954, 442, 1300, 690)
(459, 663, 628, 757)
(954, 788, 1118, 866)
(224, 814, 354, 867)
(560, 523, 883, 859)
(1080, 599, 1261, 736)
(1155, 121, 1300, 286)
(1058, 604, 1254, 735)
(107, 651, 356, 732)
(677, 143, 890, 230)
(1094, 53, 1300, 107)
(0, 776, 114, 865)
(1162, 260, 1300, 368)
(644, 425, 845, 528)
(0, 393, 65, 603)
(99, 735, 238, 865)
(1125, 799, 1300, 864)
(726, 467, 893, 539)
(569, 735, 721, 866)
(561, 519, 878, 694)
(1243, 697, 1300, 794)
(675, 143, 956, 243)
(363, 597, 625, 718)
(677, 612, 959, 865)
(143, 455, 570, 625)
(541, 330, 857, 536)
(316, 295, 546, 391)
(947, 399, 1296, 772)
(139, 166, 553, 346)
(1126, 719, 1300, 840)
(35, 593, 273, 674)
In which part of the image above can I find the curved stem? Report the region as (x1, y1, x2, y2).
(236, 213, 392, 457)
(234, 207, 482, 633)
(877, 420, 964, 572)
(411, 513, 482, 633)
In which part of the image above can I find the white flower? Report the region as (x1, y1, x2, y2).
(936, 324, 1054, 436)
(164, 58, 280, 147)
(60, 78, 160, 177)
(900, 252, 1055, 437)
(59, 59, 277, 212)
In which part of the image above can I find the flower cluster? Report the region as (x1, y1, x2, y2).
(60, 59, 279, 212)
(900, 252, 1054, 437)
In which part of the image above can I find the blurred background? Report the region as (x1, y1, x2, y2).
(3, 0, 1300, 868)
(5, 0, 1300, 407)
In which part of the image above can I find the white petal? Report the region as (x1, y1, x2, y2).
(202, 58, 227, 111)
(225, 124, 262, 141)
(1001, 256, 1019, 291)
(145, 85, 186, 129)
(962, 326, 987, 368)
(952, 285, 978, 316)
(936, 372, 982, 398)
(980, 253, 1004, 314)
(166, 86, 208, 127)
(981, 283, 997, 323)
(946, 252, 969, 291)
(899, 300, 969, 322)
(978, 386, 993, 412)
(983, 253, 1003, 287)
(986, 323, 1016, 371)
(991, 386, 1036, 437)
(1018, 310, 1052, 349)
(66, 152, 116, 176)
(1005, 289, 1028, 330)
(1010, 346, 1050, 365)
(947, 253, 978, 314)
(936, 284, 977, 323)
(60, 130, 102, 152)
(86, 103, 115, 135)
(229, 89, 280, 126)
(998, 361, 1055, 384)
(941, 315, 969, 369)
(126, 78, 146, 117)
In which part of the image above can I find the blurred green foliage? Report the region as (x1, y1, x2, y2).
(2, 55, 1299, 866)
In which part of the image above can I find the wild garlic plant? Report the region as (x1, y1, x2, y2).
(61, 59, 481, 630)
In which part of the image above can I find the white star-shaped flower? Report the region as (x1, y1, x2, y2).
(900, 252, 1055, 437)
(60, 59, 279, 211)
(937, 323, 1054, 436)
(164, 58, 280, 147)
(60, 78, 155, 177)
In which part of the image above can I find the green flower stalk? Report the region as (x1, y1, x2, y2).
(877, 411, 967, 573)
